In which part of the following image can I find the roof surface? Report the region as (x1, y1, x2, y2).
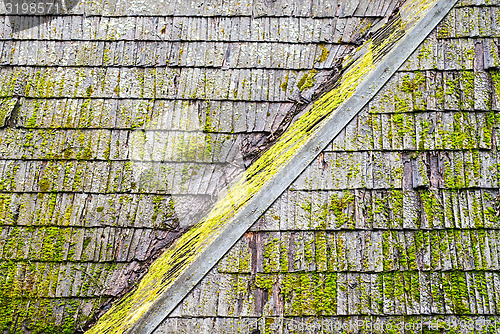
(0, 0, 406, 332)
(87, 0, 500, 332)
(154, 1, 500, 333)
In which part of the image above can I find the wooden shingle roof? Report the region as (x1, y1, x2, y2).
(152, 1, 500, 333)
(87, 0, 498, 333)
(0, 0, 409, 332)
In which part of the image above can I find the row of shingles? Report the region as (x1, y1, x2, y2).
(435, 5, 500, 39)
(0, 260, 126, 298)
(292, 148, 499, 190)
(458, 0, 500, 5)
(0, 2, 458, 43)
(401, 34, 497, 72)
(157, 316, 500, 334)
(330, 110, 493, 152)
(0, 224, 165, 262)
(1, 15, 373, 44)
(1, 40, 350, 70)
(0, 162, 218, 208)
(218, 228, 500, 274)
(4, 65, 488, 104)
(0, 0, 398, 17)
(3, 99, 289, 132)
(167, 269, 500, 317)
(251, 188, 499, 230)
(11, 191, 181, 228)
(0, 296, 102, 333)
(0, 66, 331, 102)
(252, 0, 399, 18)
(319, 74, 496, 152)
(0, 142, 239, 192)
(156, 316, 256, 334)
(298, 150, 498, 189)
(372, 70, 482, 112)
(0, 157, 240, 193)
(0, 129, 240, 161)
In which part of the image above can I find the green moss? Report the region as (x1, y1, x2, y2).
(304, 237, 313, 266)
(37, 174, 51, 191)
(279, 238, 289, 272)
(328, 191, 355, 228)
(296, 69, 318, 92)
(430, 231, 441, 269)
(280, 72, 289, 92)
(263, 237, 280, 273)
(420, 190, 444, 228)
(314, 232, 327, 271)
(492, 71, 500, 98)
(437, 16, 452, 38)
(315, 44, 330, 64)
(383, 272, 395, 306)
(255, 274, 274, 292)
(382, 231, 393, 270)
(401, 72, 425, 94)
(389, 189, 403, 228)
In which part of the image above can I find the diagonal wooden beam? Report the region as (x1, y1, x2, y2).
(87, 0, 458, 333)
